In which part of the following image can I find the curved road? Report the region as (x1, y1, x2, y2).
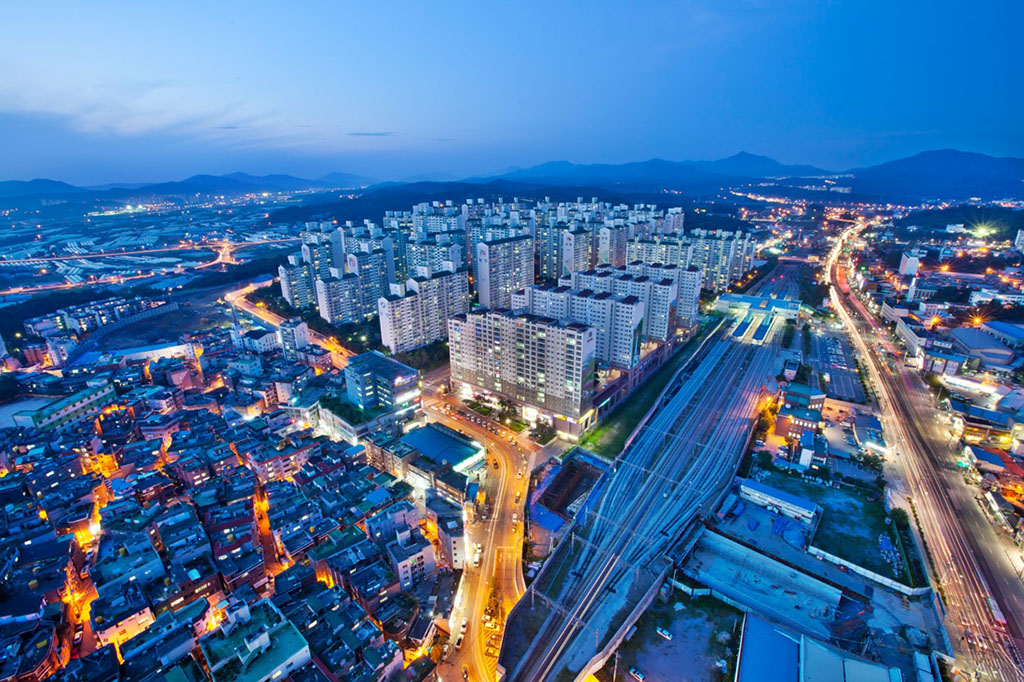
(420, 370, 538, 682)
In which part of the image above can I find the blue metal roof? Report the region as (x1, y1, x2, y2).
(399, 423, 481, 466)
(737, 615, 800, 682)
(985, 320, 1024, 340)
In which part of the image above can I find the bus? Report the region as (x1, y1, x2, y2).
(987, 596, 1007, 631)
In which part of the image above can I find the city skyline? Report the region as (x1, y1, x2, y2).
(2, 4, 1024, 682)
(2, 1, 1023, 184)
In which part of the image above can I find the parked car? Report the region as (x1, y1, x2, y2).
(629, 668, 646, 682)
(656, 626, 673, 640)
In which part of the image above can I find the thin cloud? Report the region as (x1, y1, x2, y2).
(349, 131, 395, 137)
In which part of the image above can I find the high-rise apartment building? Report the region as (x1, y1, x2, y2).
(407, 233, 464, 277)
(626, 238, 688, 269)
(534, 221, 566, 283)
(279, 254, 316, 309)
(597, 226, 628, 267)
(300, 224, 345, 278)
(378, 270, 470, 353)
(625, 230, 753, 292)
(278, 318, 309, 361)
(562, 265, 678, 343)
(315, 269, 363, 324)
(512, 284, 643, 368)
(475, 235, 534, 309)
(561, 228, 594, 278)
(448, 309, 596, 436)
(688, 229, 754, 291)
(675, 266, 703, 329)
(347, 250, 389, 318)
(662, 207, 685, 235)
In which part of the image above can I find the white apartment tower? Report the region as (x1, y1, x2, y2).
(315, 269, 363, 324)
(279, 254, 316, 309)
(561, 228, 594, 278)
(448, 309, 596, 436)
(512, 284, 644, 368)
(475, 235, 534, 309)
(379, 269, 470, 353)
(278, 318, 309, 360)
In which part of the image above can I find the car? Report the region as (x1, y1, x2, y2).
(516, 469, 523, 479)
(656, 626, 672, 640)
(629, 668, 645, 681)
(473, 554, 481, 568)
(454, 634, 465, 649)
(512, 513, 518, 523)
(492, 460, 499, 470)
(70, 624, 85, 658)
(460, 617, 468, 633)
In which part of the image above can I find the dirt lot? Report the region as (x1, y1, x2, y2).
(595, 595, 741, 682)
(756, 469, 900, 579)
(100, 300, 232, 349)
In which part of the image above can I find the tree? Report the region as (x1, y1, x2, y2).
(0, 374, 19, 404)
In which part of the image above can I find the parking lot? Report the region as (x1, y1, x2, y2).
(811, 330, 865, 403)
(596, 595, 741, 682)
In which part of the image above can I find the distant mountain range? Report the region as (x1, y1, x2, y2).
(483, 152, 830, 187)
(1, 149, 1022, 204)
(481, 150, 1024, 200)
(846, 150, 1024, 201)
(0, 171, 378, 200)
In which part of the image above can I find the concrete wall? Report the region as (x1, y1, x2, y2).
(806, 545, 932, 597)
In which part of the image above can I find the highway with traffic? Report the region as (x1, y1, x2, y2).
(828, 226, 1024, 681)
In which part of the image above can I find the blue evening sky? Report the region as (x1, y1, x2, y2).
(1, 1, 1021, 184)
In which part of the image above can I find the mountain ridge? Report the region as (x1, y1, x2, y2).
(2, 149, 1022, 203)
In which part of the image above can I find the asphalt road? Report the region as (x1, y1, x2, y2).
(224, 280, 353, 368)
(421, 367, 541, 682)
(828, 227, 1024, 682)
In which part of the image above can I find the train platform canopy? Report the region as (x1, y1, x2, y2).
(714, 293, 807, 320)
(736, 614, 902, 682)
